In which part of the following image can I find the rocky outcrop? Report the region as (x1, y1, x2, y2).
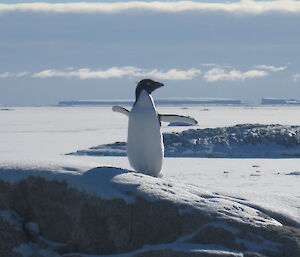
(0, 166, 299, 257)
(68, 124, 300, 158)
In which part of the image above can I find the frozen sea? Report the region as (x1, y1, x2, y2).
(0, 105, 300, 226)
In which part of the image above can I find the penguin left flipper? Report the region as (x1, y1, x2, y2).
(112, 106, 198, 125)
(112, 106, 130, 117)
(159, 114, 198, 125)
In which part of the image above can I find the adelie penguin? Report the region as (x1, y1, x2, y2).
(112, 79, 197, 177)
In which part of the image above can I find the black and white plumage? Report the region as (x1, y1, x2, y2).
(112, 79, 197, 177)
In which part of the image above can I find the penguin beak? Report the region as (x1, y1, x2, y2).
(154, 81, 164, 91)
(147, 81, 165, 94)
(157, 82, 164, 88)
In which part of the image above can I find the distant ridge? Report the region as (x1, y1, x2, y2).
(262, 98, 300, 105)
(59, 98, 242, 106)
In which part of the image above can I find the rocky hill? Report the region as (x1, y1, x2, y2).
(0, 164, 299, 257)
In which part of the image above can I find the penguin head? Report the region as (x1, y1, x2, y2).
(135, 79, 164, 101)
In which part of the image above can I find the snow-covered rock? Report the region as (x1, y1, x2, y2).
(69, 124, 300, 158)
(0, 164, 299, 257)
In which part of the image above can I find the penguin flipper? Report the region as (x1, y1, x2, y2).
(159, 114, 198, 125)
(112, 106, 130, 117)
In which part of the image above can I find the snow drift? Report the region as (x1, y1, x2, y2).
(68, 124, 300, 158)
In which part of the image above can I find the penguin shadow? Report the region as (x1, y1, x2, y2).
(82, 166, 160, 179)
(81, 166, 151, 197)
(82, 166, 132, 181)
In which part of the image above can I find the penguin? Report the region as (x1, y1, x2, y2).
(113, 79, 197, 177)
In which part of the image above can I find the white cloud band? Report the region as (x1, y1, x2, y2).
(0, 71, 29, 78)
(254, 64, 287, 72)
(0, 72, 13, 78)
(1, 1, 300, 14)
(204, 68, 268, 82)
(32, 67, 201, 80)
(1, 64, 286, 82)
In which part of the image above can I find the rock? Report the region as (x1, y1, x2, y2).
(190, 221, 300, 257)
(132, 250, 242, 257)
(0, 166, 299, 256)
(243, 253, 266, 257)
(189, 224, 245, 250)
(0, 211, 26, 257)
(168, 122, 194, 126)
(67, 124, 300, 158)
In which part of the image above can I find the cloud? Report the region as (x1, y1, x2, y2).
(16, 71, 30, 77)
(204, 68, 268, 82)
(1, 1, 300, 15)
(202, 63, 218, 67)
(0, 72, 13, 78)
(32, 67, 201, 80)
(254, 64, 287, 72)
(293, 73, 300, 82)
(32, 67, 139, 79)
(0, 72, 30, 78)
(141, 68, 201, 80)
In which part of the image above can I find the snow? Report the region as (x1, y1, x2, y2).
(0, 105, 300, 228)
(0, 164, 133, 202)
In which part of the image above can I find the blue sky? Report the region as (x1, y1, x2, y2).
(1, 1, 300, 105)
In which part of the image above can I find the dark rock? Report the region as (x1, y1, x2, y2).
(190, 224, 245, 250)
(1, 176, 210, 255)
(243, 253, 266, 257)
(132, 249, 242, 257)
(0, 211, 25, 257)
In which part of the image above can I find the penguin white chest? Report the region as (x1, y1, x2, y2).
(127, 91, 164, 177)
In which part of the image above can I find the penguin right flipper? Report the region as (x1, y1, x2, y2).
(159, 114, 198, 125)
(112, 106, 130, 117)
